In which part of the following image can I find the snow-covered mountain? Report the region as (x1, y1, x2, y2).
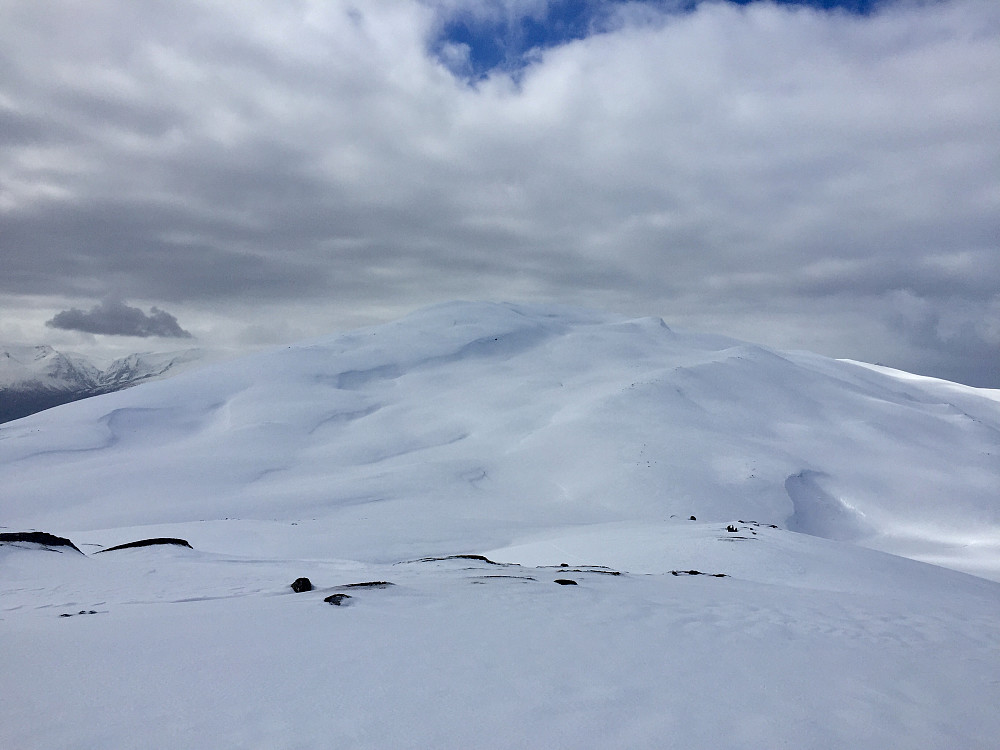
(3, 302, 999, 749)
(0, 345, 203, 423)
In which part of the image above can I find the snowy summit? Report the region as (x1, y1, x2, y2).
(2, 301, 999, 749)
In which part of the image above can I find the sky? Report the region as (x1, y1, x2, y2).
(1, 0, 998, 385)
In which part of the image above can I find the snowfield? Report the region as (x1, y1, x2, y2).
(2, 301, 999, 749)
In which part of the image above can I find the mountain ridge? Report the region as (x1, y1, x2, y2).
(0, 344, 204, 423)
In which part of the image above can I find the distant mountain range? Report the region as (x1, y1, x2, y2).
(0, 345, 203, 423)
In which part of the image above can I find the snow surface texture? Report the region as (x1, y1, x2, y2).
(2, 301, 999, 749)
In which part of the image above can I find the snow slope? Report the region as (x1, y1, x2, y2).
(4, 301, 997, 575)
(2, 301, 999, 749)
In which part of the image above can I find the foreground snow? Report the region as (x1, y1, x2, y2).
(3, 523, 999, 750)
(2, 302, 999, 748)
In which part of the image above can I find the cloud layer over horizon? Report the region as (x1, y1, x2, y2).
(1, 0, 998, 384)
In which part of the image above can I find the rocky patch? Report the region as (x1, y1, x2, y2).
(670, 570, 728, 577)
(0, 531, 82, 553)
(412, 554, 506, 565)
(96, 537, 192, 553)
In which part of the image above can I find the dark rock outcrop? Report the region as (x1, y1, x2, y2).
(558, 568, 622, 576)
(323, 581, 394, 603)
(96, 537, 192, 553)
(553, 579, 578, 585)
(0, 531, 82, 553)
(670, 570, 728, 577)
(291, 577, 313, 593)
(414, 554, 505, 565)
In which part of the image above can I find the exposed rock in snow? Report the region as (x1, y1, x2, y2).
(0, 530, 83, 553)
(96, 538, 193, 553)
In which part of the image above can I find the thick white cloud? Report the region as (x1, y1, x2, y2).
(1, 0, 998, 383)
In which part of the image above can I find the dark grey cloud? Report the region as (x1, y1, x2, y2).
(2, 0, 999, 385)
(46, 299, 193, 338)
(882, 290, 1000, 387)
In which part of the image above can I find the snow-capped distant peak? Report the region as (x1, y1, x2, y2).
(0, 344, 205, 423)
(0, 344, 101, 391)
(98, 349, 204, 389)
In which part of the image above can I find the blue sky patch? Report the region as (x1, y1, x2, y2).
(434, 0, 884, 80)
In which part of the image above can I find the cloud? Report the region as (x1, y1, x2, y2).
(46, 299, 193, 338)
(1, 0, 999, 384)
(883, 290, 1000, 387)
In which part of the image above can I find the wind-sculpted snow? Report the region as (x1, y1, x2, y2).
(2, 301, 999, 576)
(3, 302, 1000, 748)
(785, 470, 874, 541)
